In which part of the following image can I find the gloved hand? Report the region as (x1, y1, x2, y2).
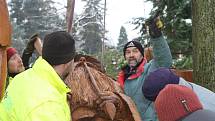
(147, 17, 163, 38)
(24, 33, 39, 54)
(96, 91, 122, 109)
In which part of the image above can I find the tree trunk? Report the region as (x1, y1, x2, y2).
(192, 0, 215, 91)
(66, 0, 75, 33)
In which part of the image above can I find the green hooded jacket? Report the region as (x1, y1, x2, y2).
(123, 36, 172, 121)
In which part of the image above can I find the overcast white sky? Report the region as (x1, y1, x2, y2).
(105, 0, 153, 46)
(54, 0, 153, 46)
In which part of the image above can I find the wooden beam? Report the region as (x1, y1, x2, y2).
(66, 0, 75, 33)
(0, 0, 11, 100)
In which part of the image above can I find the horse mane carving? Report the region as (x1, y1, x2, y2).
(65, 54, 141, 121)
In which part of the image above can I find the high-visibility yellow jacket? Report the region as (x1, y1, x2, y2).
(1, 57, 71, 121)
(0, 103, 10, 121)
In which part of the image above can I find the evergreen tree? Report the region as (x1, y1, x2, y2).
(117, 26, 128, 52)
(77, 0, 104, 55)
(72, 14, 84, 52)
(8, 0, 26, 52)
(103, 47, 121, 78)
(10, 22, 25, 53)
(22, 0, 66, 39)
(132, 0, 192, 58)
(8, 0, 66, 53)
(8, 0, 25, 25)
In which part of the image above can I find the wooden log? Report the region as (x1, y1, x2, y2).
(0, 0, 11, 100)
(66, 0, 75, 33)
(0, 0, 11, 46)
(0, 48, 7, 100)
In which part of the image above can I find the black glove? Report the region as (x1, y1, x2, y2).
(148, 17, 163, 38)
(24, 33, 39, 54)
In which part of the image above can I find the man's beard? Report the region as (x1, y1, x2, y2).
(128, 56, 144, 70)
(128, 59, 138, 68)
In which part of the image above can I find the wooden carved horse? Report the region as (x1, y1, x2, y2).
(65, 54, 141, 121)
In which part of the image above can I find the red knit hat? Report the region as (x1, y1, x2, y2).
(6, 47, 18, 62)
(155, 84, 203, 121)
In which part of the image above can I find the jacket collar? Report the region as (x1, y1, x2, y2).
(127, 58, 147, 80)
(33, 57, 71, 94)
(117, 58, 147, 87)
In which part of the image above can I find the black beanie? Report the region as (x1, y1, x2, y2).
(42, 31, 76, 65)
(123, 40, 144, 57)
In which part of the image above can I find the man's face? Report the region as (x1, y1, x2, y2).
(8, 54, 25, 73)
(125, 47, 143, 67)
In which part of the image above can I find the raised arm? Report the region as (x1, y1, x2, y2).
(22, 33, 42, 69)
(148, 17, 172, 72)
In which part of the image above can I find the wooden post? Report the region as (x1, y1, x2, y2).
(66, 0, 75, 33)
(0, 0, 11, 100)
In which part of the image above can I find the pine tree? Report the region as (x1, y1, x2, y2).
(77, 0, 104, 55)
(10, 22, 25, 53)
(8, 0, 66, 53)
(133, 0, 192, 58)
(8, 0, 25, 52)
(117, 26, 128, 52)
(22, 0, 66, 38)
(9, 0, 25, 25)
